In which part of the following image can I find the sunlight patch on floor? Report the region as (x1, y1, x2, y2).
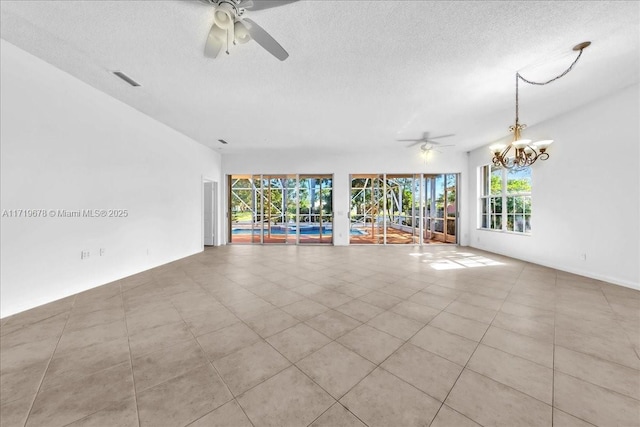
(410, 251, 505, 270)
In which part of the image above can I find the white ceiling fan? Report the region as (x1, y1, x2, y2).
(199, 0, 298, 61)
(398, 132, 455, 152)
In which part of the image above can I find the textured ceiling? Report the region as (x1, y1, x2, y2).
(1, 1, 638, 155)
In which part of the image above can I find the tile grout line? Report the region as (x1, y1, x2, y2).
(428, 264, 530, 425)
(57, 286, 136, 426)
(186, 251, 476, 425)
(553, 283, 640, 401)
(215, 314, 338, 423)
(194, 268, 427, 426)
(189, 264, 348, 418)
(120, 280, 142, 427)
(298, 310, 425, 426)
(234, 262, 491, 424)
(597, 281, 640, 358)
(0, 308, 70, 340)
(313, 289, 464, 426)
(552, 340, 640, 374)
(22, 293, 78, 427)
(305, 401, 369, 427)
(175, 268, 258, 427)
(552, 276, 606, 427)
(476, 324, 553, 369)
(421, 282, 489, 425)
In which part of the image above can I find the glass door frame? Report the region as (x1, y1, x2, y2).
(228, 174, 334, 245)
(349, 173, 459, 245)
(423, 173, 458, 244)
(349, 175, 384, 244)
(299, 174, 333, 245)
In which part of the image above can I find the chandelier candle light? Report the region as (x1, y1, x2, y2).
(491, 41, 591, 170)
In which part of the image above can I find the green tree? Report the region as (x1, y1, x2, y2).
(507, 178, 532, 193)
(491, 175, 502, 194)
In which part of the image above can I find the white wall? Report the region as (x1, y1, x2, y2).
(222, 148, 470, 247)
(0, 40, 223, 317)
(467, 83, 640, 289)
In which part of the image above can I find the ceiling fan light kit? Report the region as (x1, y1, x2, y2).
(213, 2, 235, 29)
(491, 41, 590, 170)
(234, 21, 251, 44)
(397, 132, 455, 163)
(202, 0, 294, 61)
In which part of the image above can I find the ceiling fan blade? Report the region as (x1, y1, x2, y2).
(396, 138, 423, 142)
(242, 18, 289, 61)
(426, 141, 456, 148)
(405, 141, 423, 148)
(204, 23, 225, 58)
(240, 0, 299, 11)
(429, 134, 455, 139)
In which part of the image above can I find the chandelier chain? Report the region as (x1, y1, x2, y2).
(514, 47, 586, 125)
(517, 48, 584, 86)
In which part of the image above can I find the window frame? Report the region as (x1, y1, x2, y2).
(478, 164, 532, 234)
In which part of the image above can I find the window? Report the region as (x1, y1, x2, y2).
(479, 165, 532, 234)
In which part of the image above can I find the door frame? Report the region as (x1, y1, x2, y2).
(202, 177, 218, 248)
(349, 173, 459, 245)
(227, 174, 334, 245)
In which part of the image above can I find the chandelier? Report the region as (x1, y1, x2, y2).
(491, 41, 591, 170)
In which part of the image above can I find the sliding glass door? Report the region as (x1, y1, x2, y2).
(424, 174, 457, 244)
(228, 174, 332, 245)
(260, 175, 295, 244)
(384, 175, 421, 244)
(350, 175, 384, 244)
(350, 173, 458, 245)
(228, 175, 262, 244)
(297, 175, 333, 244)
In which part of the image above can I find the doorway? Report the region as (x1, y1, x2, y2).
(203, 180, 217, 247)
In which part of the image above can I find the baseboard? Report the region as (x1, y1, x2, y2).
(469, 244, 639, 291)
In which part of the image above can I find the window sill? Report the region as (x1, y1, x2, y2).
(477, 228, 531, 236)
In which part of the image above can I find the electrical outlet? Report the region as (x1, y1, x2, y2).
(81, 250, 90, 260)
(580, 253, 587, 261)
(99, 248, 105, 256)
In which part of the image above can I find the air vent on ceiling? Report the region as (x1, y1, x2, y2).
(218, 139, 229, 144)
(112, 71, 141, 87)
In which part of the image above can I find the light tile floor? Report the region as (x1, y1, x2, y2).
(1, 245, 639, 426)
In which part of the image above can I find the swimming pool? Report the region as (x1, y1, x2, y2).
(232, 226, 366, 236)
